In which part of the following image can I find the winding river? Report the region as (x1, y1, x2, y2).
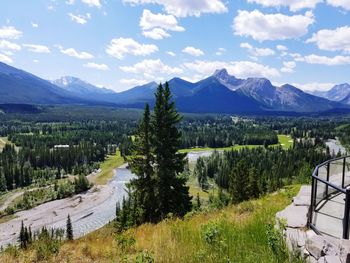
(0, 150, 217, 247)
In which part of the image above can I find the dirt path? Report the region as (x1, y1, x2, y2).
(0, 191, 24, 211)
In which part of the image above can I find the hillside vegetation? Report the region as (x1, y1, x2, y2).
(0, 185, 300, 263)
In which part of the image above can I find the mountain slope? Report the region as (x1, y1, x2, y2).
(0, 62, 84, 105)
(311, 83, 350, 102)
(211, 69, 343, 112)
(176, 77, 262, 113)
(52, 76, 123, 103)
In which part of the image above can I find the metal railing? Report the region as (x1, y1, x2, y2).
(308, 155, 350, 239)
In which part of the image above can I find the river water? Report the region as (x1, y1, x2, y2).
(0, 151, 218, 247)
(49, 165, 135, 238)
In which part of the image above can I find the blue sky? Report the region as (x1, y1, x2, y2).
(0, 0, 350, 92)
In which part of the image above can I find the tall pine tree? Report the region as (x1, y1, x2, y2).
(127, 82, 192, 224)
(129, 104, 156, 222)
(151, 82, 191, 219)
(66, 214, 73, 240)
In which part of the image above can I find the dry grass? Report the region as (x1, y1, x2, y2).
(0, 185, 300, 263)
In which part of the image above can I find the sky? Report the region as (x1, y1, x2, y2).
(0, 0, 350, 92)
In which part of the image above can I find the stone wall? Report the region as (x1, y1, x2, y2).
(275, 185, 350, 263)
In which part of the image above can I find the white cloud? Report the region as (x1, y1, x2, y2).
(281, 61, 296, 73)
(33, 59, 39, 63)
(120, 59, 183, 79)
(0, 40, 21, 51)
(106, 37, 158, 59)
(81, 0, 101, 7)
(301, 54, 350, 65)
(31, 22, 39, 28)
(58, 46, 94, 59)
(119, 78, 149, 87)
(140, 9, 184, 39)
(0, 26, 22, 39)
(140, 9, 184, 31)
(123, 0, 227, 17)
(233, 10, 314, 41)
(307, 26, 350, 53)
(277, 45, 288, 51)
(290, 52, 303, 60)
(142, 28, 170, 40)
(215, 47, 226, 56)
(66, 0, 75, 4)
(2, 51, 14, 56)
(291, 82, 336, 92)
(0, 53, 13, 64)
(247, 0, 322, 12)
(83, 62, 109, 70)
(327, 0, 350, 10)
(182, 60, 280, 79)
(166, 51, 176, 56)
(23, 44, 50, 53)
(69, 13, 91, 24)
(182, 46, 204, 56)
(240, 42, 275, 56)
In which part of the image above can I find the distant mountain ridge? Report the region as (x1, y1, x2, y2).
(310, 83, 350, 102)
(0, 62, 84, 105)
(0, 61, 349, 114)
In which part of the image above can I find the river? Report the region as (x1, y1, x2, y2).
(0, 150, 218, 247)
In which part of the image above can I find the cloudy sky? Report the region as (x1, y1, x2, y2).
(0, 0, 350, 92)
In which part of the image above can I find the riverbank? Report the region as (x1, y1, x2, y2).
(0, 164, 133, 248)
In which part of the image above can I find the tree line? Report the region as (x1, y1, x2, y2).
(194, 140, 329, 204)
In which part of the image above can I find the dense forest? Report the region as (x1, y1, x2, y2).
(194, 140, 329, 204)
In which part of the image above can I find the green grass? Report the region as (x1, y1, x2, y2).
(0, 185, 301, 263)
(179, 145, 262, 153)
(277, 135, 293, 150)
(93, 151, 125, 185)
(0, 137, 9, 150)
(0, 214, 17, 224)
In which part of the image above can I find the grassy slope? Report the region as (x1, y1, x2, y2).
(0, 137, 8, 151)
(92, 151, 125, 185)
(0, 185, 300, 263)
(277, 135, 293, 150)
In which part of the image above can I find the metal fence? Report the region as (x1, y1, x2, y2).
(308, 155, 350, 239)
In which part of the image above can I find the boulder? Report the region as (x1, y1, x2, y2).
(276, 204, 309, 228)
(318, 255, 341, 263)
(293, 185, 311, 206)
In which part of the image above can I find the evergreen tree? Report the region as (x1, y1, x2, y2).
(229, 160, 250, 204)
(66, 214, 73, 240)
(129, 104, 156, 222)
(151, 82, 191, 219)
(125, 82, 192, 225)
(0, 173, 6, 192)
(19, 220, 25, 248)
(116, 201, 121, 218)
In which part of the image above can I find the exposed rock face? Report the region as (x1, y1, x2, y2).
(275, 185, 350, 263)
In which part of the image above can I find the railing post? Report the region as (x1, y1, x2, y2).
(326, 162, 330, 196)
(343, 187, 350, 239)
(343, 157, 346, 188)
(308, 176, 315, 226)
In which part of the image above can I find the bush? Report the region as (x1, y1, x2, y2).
(135, 250, 154, 263)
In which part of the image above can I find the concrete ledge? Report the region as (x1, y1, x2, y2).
(275, 185, 350, 263)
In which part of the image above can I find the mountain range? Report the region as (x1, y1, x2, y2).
(0, 61, 349, 114)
